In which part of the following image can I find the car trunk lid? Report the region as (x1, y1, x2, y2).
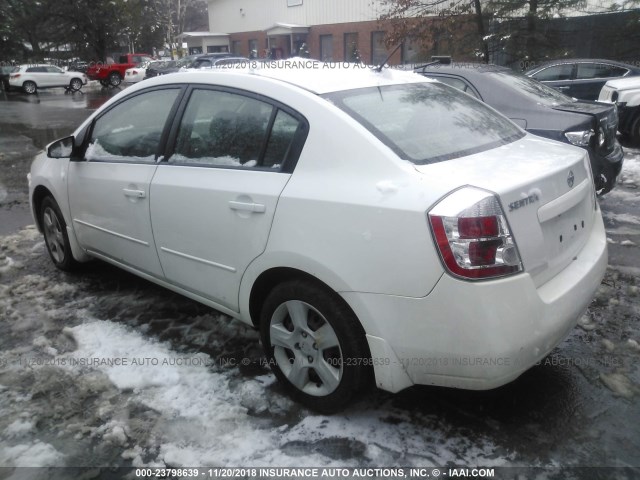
(414, 135, 597, 287)
(552, 101, 618, 155)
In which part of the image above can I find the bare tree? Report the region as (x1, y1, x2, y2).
(379, 0, 490, 62)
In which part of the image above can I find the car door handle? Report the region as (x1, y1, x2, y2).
(123, 188, 146, 199)
(228, 201, 266, 213)
(556, 86, 570, 90)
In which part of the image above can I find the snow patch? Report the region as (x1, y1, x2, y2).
(86, 140, 155, 163)
(577, 314, 597, 331)
(620, 152, 640, 186)
(602, 211, 640, 225)
(600, 373, 638, 399)
(4, 419, 35, 438)
(0, 441, 65, 467)
(169, 153, 257, 168)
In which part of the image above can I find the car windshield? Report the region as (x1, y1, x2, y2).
(323, 82, 524, 165)
(490, 70, 576, 105)
(176, 57, 193, 67)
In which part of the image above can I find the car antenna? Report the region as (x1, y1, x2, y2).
(374, 42, 404, 73)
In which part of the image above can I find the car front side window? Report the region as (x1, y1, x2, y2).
(86, 88, 180, 163)
(533, 64, 574, 81)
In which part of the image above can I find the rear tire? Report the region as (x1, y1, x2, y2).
(23, 81, 36, 94)
(259, 280, 372, 413)
(109, 72, 122, 87)
(40, 196, 79, 271)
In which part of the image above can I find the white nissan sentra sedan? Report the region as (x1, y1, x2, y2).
(28, 64, 607, 412)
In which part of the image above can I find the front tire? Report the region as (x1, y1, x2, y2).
(260, 280, 372, 413)
(23, 81, 37, 94)
(40, 196, 79, 271)
(108, 72, 122, 87)
(69, 78, 83, 91)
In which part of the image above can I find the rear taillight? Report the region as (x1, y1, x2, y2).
(428, 187, 523, 280)
(10, 74, 20, 79)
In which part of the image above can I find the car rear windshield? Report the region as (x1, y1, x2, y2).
(323, 82, 524, 165)
(491, 70, 576, 106)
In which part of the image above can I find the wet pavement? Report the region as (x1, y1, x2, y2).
(0, 86, 639, 478)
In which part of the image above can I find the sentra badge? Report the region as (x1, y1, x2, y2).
(509, 193, 540, 212)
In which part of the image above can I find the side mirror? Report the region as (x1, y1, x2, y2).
(47, 136, 74, 158)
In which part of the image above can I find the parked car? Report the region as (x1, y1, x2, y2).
(144, 60, 178, 79)
(180, 53, 241, 71)
(29, 66, 607, 412)
(417, 63, 623, 194)
(68, 60, 89, 74)
(1, 65, 13, 90)
(144, 55, 202, 79)
(9, 64, 88, 94)
(599, 76, 640, 145)
(87, 53, 152, 87)
(525, 59, 640, 101)
(124, 60, 157, 83)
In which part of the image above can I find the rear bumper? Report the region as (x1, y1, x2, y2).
(589, 141, 624, 194)
(342, 212, 607, 393)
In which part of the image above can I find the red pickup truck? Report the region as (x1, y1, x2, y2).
(87, 53, 152, 87)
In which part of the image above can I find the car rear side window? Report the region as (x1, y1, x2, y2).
(576, 63, 628, 79)
(86, 88, 180, 163)
(170, 89, 306, 170)
(263, 110, 300, 168)
(324, 83, 524, 165)
(171, 89, 273, 168)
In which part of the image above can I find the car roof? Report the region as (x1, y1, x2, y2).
(526, 58, 640, 73)
(416, 62, 510, 74)
(197, 53, 234, 59)
(134, 61, 434, 95)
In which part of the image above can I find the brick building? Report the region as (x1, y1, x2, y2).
(197, 0, 418, 65)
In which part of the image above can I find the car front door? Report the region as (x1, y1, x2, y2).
(531, 63, 576, 96)
(150, 87, 307, 311)
(68, 87, 182, 277)
(44, 66, 67, 87)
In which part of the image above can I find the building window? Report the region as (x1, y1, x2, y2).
(249, 39, 258, 58)
(344, 33, 360, 62)
(371, 31, 387, 66)
(402, 37, 420, 64)
(320, 35, 333, 62)
(207, 45, 228, 53)
(231, 41, 242, 56)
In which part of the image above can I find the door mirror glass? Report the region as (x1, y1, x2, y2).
(47, 136, 74, 158)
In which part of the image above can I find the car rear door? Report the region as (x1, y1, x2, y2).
(149, 86, 307, 311)
(68, 87, 183, 277)
(571, 62, 630, 101)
